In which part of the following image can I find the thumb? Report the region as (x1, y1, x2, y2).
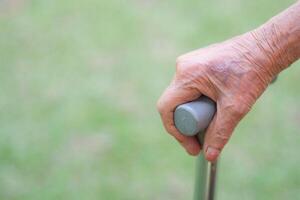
(203, 100, 249, 162)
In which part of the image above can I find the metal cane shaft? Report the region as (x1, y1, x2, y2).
(194, 131, 217, 200)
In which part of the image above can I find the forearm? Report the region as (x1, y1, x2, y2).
(251, 1, 300, 76)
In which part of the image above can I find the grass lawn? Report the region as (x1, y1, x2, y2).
(0, 0, 299, 199)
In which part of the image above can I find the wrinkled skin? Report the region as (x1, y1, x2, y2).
(157, 2, 300, 162)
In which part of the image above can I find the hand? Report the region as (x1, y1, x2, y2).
(157, 31, 280, 161)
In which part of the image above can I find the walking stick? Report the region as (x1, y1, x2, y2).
(173, 77, 277, 200)
(174, 96, 217, 200)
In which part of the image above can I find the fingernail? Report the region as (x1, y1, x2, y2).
(206, 147, 220, 161)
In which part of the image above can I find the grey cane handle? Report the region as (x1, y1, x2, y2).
(174, 96, 216, 137)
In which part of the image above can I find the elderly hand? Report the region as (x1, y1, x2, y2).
(157, 3, 300, 161)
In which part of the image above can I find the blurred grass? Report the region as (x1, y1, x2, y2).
(0, 0, 299, 199)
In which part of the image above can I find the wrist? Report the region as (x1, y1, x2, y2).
(251, 22, 299, 73)
(248, 26, 291, 79)
(249, 2, 300, 77)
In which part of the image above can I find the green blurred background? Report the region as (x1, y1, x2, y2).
(1, 0, 299, 199)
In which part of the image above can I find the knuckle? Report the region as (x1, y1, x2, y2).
(156, 98, 165, 114)
(175, 56, 185, 66)
(165, 126, 173, 135)
(222, 100, 250, 120)
(175, 136, 184, 144)
(167, 126, 184, 143)
(215, 129, 230, 145)
(230, 103, 250, 119)
(176, 57, 194, 75)
(175, 60, 186, 74)
(208, 129, 230, 150)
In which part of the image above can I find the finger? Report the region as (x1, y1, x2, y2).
(157, 82, 201, 155)
(203, 100, 245, 161)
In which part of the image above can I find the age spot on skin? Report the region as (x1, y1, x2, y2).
(208, 59, 247, 86)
